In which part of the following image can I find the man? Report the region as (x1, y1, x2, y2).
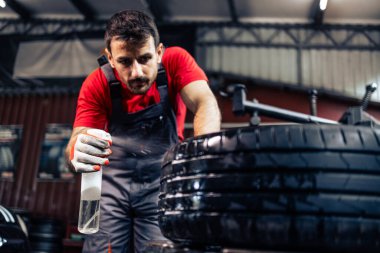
(65, 9, 221, 253)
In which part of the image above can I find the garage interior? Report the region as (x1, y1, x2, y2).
(0, 0, 380, 252)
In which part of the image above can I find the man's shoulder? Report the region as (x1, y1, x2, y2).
(164, 46, 190, 59)
(83, 68, 106, 86)
(162, 47, 195, 70)
(87, 67, 104, 80)
(165, 46, 187, 53)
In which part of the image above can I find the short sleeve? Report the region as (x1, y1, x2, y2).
(73, 68, 111, 130)
(162, 47, 208, 93)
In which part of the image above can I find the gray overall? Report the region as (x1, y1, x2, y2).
(82, 58, 178, 253)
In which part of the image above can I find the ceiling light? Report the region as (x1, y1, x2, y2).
(319, 0, 328, 11)
(0, 0, 6, 8)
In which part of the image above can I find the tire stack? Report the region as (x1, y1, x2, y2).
(29, 218, 64, 253)
(158, 124, 380, 253)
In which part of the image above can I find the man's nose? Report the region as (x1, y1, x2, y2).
(130, 60, 143, 78)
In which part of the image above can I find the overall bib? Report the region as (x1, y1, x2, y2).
(82, 60, 178, 253)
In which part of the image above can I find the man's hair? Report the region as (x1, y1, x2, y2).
(105, 10, 160, 52)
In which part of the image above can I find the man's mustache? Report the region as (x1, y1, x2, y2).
(129, 77, 149, 85)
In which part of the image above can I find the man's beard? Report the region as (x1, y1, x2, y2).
(127, 77, 152, 94)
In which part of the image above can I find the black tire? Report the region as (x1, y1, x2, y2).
(0, 225, 30, 253)
(159, 192, 380, 215)
(0, 205, 30, 253)
(144, 241, 222, 253)
(160, 172, 380, 195)
(162, 124, 380, 180)
(29, 218, 63, 253)
(159, 124, 380, 252)
(159, 212, 380, 252)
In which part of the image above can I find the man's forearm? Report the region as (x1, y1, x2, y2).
(193, 97, 221, 136)
(180, 80, 222, 136)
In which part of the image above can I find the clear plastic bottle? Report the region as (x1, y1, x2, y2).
(77, 169, 102, 234)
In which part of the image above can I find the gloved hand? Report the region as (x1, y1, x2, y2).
(70, 129, 112, 173)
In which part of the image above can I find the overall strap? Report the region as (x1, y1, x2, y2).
(156, 64, 169, 103)
(97, 55, 121, 100)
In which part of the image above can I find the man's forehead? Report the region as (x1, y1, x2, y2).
(110, 36, 154, 51)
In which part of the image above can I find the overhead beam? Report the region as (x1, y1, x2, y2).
(0, 19, 106, 37)
(67, 0, 96, 21)
(196, 25, 380, 51)
(227, 0, 238, 23)
(5, 0, 31, 20)
(0, 19, 379, 37)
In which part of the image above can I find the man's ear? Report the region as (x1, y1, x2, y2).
(105, 48, 115, 68)
(156, 43, 164, 64)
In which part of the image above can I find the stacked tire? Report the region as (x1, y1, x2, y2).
(0, 205, 30, 253)
(29, 218, 63, 253)
(159, 124, 380, 252)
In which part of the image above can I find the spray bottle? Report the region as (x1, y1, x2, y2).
(77, 129, 111, 234)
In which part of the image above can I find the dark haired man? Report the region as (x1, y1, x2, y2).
(65, 9, 221, 253)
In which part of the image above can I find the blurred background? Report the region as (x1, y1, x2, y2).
(0, 0, 379, 252)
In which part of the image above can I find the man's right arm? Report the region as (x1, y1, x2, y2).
(66, 67, 113, 172)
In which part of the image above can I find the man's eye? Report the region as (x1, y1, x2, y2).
(139, 56, 151, 64)
(118, 60, 131, 66)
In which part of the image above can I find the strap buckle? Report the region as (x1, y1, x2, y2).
(97, 55, 108, 67)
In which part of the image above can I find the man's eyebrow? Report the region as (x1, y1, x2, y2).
(139, 53, 152, 58)
(116, 56, 131, 61)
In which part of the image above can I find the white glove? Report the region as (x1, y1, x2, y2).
(70, 129, 112, 173)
